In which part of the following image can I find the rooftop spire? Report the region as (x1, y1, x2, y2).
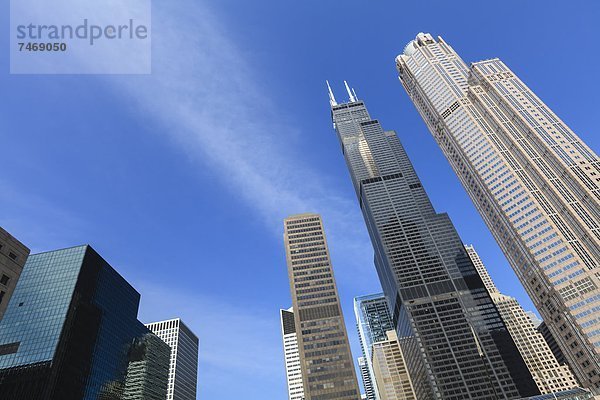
(326, 80, 337, 107)
(344, 80, 357, 102)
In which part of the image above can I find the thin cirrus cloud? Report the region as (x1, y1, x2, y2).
(8, 0, 373, 273)
(112, 3, 375, 384)
(108, 1, 374, 275)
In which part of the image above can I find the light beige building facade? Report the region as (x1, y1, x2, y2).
(465, 245, 579, 394)
(396, 33, 600, 393)
(280, 308, 305, 400)
(371, 330, 416, 400)
(0, 227, 29, 320)
(284, 213, 361, 400)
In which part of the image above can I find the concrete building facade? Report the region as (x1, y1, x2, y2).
(358, 356, 376, 400)
(284, 213, 361, 400)
(0, 227, 29, 320)
(371, 330, 416, 400)
(396, 33, 600, 393)
(280, 308, 305, 400)
(466, 244, 579, 394)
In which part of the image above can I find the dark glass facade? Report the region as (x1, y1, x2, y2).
(0, 245, 169, 400)
(330, 97, 538, 399)
(281, 309, 296, 336)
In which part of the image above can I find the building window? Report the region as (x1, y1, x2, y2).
(0, 274, 9, 285)
(8, 252, 17, 261)
(0, 342, 20, 356)
(0, 291, 4, 304)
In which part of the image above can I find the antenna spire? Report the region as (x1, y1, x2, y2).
(326, 80, 337, 107)
(344, 80, 356, 102)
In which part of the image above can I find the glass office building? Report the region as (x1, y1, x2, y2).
(0, 245, 169, 400)
(328, 87, 538, 399)
(354, 293, 396, 400)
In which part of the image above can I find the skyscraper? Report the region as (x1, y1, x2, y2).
(146, 318, 199, 400)
(371, 330, 416, 400)
(280, 308, 305, 400)
(465, 244, 579, 394)
(396, 33, 600, 393)
(122, 333, 172, 400)
(328, 85, 538, 399)
(0, 227, 29, 320)
(354, 293, 396, 400)
(0, 245, 170, 400)
(526, 311, 543, 329)
(358, 357, 375, 400)
(284, 213, 361, 400)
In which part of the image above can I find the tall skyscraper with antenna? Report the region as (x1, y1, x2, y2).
(327, 84, 538, 399)
(396, 33, 600, 394)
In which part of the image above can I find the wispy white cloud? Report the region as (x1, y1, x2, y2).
(107, 1, 374, 277)
(10, 0, 374, 275)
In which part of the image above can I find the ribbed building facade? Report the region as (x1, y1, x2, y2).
(280, 308, 305, 400)
(146, 318, 199, 400)
(284, 213, 361, 400)
(328, 89, 538, 399)
(358, 357, 375, 400)
(354, 293, 396, 400)
(465, 244, 578, 394)
(371, 330, 416, 400)
(396, 33, 600, 393)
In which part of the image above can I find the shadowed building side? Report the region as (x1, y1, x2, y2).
(465, 244, 579, 394)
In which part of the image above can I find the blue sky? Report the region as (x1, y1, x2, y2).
(1, 1, 599, 398)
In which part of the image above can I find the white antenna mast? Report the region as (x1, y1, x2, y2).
(344, 80, 356, 102)
(352, 87, 358, 101)
(326, 80, 337, 107)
